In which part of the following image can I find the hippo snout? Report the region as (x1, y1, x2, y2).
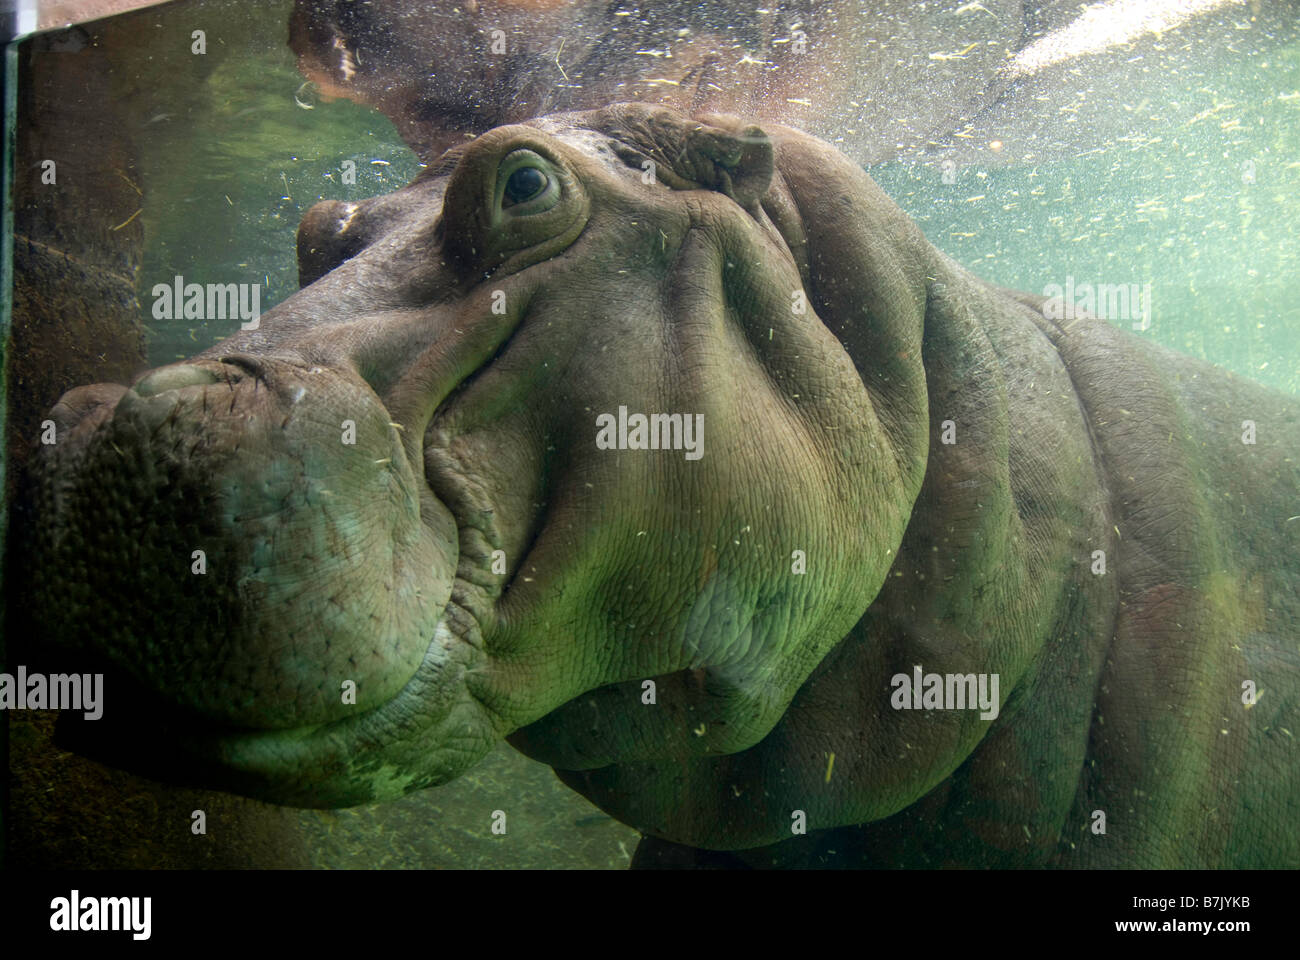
(33, 356, 457, 731)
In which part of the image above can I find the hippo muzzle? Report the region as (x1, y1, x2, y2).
(27, 105, 927, 809)
(42, 353, 455, 730)
(34, 327, 490, 804)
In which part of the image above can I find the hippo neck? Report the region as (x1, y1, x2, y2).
(735, 269, 1299, 867)
(783, 264, 1123, 864)
(551, 259, 1122, 856)
(739, 260, 1122, 862)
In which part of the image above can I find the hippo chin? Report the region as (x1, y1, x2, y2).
(29, 104, 1299, 868)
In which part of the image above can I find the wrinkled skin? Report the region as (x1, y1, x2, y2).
(30, 105, 1300, 867)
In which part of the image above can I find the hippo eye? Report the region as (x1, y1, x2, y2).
(504, 167, 547, 206)
(496, 150, 561, 215)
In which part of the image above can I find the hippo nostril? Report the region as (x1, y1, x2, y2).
(133, 365, 220, 397)
(220, 354, 268, 379)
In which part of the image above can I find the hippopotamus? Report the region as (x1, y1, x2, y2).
(28, 103, 1299, 868)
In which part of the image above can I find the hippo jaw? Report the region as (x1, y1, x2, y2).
(30, 105, 930, 808)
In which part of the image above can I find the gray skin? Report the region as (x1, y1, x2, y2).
(30, 104, 1299, 868)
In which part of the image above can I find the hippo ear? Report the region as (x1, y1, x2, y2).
(296, 199, 369, 287)
(589, 104, 774, 210)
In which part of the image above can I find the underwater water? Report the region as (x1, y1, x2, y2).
(5, 0, 1298, 872)
(871, 62, 1300, 395)
(141, 1, 1299, 393)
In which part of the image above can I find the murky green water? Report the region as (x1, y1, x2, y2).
(136, 0, 422, 364)
(872, 45, 1300, 394)
(140, 0, 1299, 394)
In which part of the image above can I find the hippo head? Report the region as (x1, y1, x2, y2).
(30, 104, 935, 807)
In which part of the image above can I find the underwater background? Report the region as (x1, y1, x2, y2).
(141, 0, 1298, 392)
